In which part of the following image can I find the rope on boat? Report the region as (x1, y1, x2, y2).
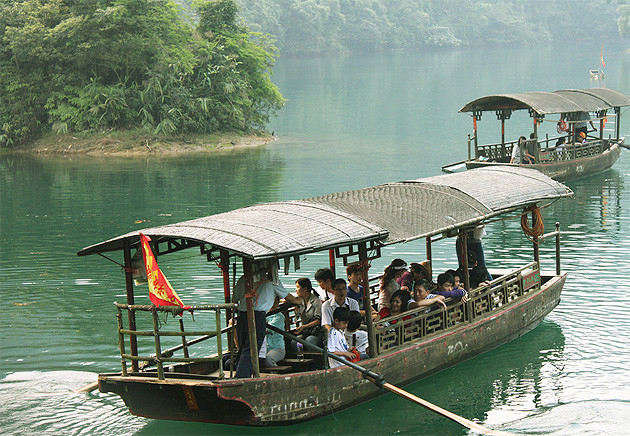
(521, 205, 544, 242)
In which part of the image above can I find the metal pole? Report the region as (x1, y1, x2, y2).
(358, 242, 376, 358)
(122, 239, 139, 372)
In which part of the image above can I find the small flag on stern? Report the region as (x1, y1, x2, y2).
(601, 45, 606, 68)
(139, 233, 189, 311)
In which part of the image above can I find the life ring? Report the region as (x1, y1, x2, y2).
(557, 119, 568, 133)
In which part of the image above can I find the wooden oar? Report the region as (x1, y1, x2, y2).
(266, 325, 515, 435)
(74, 381, 99, 393)
(619, 142, 630, 150)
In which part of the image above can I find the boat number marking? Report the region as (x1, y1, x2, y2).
(182, 386, 199, 410)
(447, 341, 468, 357)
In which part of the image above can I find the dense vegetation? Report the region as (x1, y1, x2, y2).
(229, 0, 626, 55)
(0, 0, 284, 148)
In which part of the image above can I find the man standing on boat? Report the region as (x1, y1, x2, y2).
(233, 264, 301, 378)
(574, 111, 596, 141)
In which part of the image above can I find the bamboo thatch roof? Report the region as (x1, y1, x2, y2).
(460, 87, 630, 116)
(78, 167, 572, 260)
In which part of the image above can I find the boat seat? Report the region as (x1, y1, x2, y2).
(260, 365, 292, 374)
(281, 358, 314, 372)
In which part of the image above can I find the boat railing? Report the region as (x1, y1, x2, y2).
(538, 139, 607, 163)
(114, 302, 237, 380)
(372, 263, 540, 354)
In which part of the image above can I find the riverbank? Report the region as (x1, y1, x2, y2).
(4, 130, 275, 156)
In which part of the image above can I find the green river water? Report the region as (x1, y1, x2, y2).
(2, 41, 630, 435)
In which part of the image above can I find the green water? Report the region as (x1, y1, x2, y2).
(2, 41, 630, 435)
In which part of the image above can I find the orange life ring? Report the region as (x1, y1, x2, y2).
(557, 119, 568, 133)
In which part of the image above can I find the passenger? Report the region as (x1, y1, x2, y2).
(344, 310, 369, 360)
(578, 131, 587, 144)
(377, 289, 412, 323)
(470, 265, 491, 289)
(408, 279, 447, 312)
(510, 136, 534, 164)
(457, 228, 492, 282)
(574, 111, 595, 142)
(398, 260, 432, 291)
(321, 278, 360, 331)
(434, 273, 469, 302)
(292, 278, 324, 349)
(444, 269, 463, 290)
(263, 297, 286, 367)
(346, 263, 365, 312)
(378, 258, 407, 311)
(233, 265, 301, 378)
(314, 268, 334, 302)
(327, 307, 355, 368)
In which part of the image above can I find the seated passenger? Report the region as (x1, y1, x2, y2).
(327, 307, 356, 368)
(578, 131, 587, 144)
(263, 297, 286, 367)
(408, 279, 447, 312)
(321, 278, 360, 331)
(292, 278, 324, 349)
(470, 265, 491, 289)
(344, 310, 369, 360)
(444, 269, 463, 290)
(346, 263, 365, 312)
(378, 259, 407, 311)
(314, 268, 334, 302)
(435, 272, 469, 302)
(510, 136, 535, 164)
(398, 260, 433, 292)
(377, 289, 412, 323)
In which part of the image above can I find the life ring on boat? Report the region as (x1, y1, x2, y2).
(556, 119, 568, 133)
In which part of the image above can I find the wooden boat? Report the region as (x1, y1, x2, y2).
(442, 88, 630, 181)
(77, 167, 572, 425)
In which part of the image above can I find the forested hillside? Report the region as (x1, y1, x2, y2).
(224, 0, 626, 55)
(0, 0, 284, 148)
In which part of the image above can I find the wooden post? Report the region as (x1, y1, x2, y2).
(151, 307, 165, 380)
(220, 250, 235, 376)
(179, 318, 189, 358)
(243, 259, 260, 378)
(501, 118, 506, 158)
(425, 236, 432, 268)
(615, 107, 621, 140)
(123, 239, 139, 373)
(459, 230, 470, 291)
(555, 222, 561, 276)
(358, 242, 376, 358)
(329, 249, 336, 278)
(116, 306, 127, 376)
(532, 210, 540, 268)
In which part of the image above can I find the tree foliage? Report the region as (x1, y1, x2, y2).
(0, 0, 284, 147)
(234, 0, 623, 55)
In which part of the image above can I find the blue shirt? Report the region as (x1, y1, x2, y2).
(346, 285, 364, 309)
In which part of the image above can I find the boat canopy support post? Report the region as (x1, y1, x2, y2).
(425, 236, 432, 268)
(243, 259, 260, 378)
(458, 229, 470, 291)
(359, 242, 376, 358)
(597, 110, 607, 141)
(122, 239, 139, 372)
(496, 109, 511, 157)
(329, 249, 336, 278)
(615, 107, 621, 140)
(555, 222, 561, 275)
(220, 250, 235, 376)
(532, 209, 540, 267)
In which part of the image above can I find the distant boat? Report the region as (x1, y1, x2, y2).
(590, 69, 604, 80)
(442, 88, 630, 182)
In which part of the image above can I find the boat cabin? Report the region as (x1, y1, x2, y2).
(77, 167, 573, 425)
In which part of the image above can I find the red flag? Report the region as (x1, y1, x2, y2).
(139, 233, 189, 310)
(601, 45, 606, 68)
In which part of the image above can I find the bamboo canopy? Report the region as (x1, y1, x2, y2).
(459, 87, 630, 116)
(78, 167, 572, 260)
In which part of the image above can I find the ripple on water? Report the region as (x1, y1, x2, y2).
(0, 371, 147, 436)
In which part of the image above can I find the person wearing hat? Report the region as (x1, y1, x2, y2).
(578, 131, 587, 143)
(397, 261, 433, 292)
(378, 259, 407, 311)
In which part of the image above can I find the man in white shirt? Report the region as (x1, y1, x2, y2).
(322, 278, 359, 330)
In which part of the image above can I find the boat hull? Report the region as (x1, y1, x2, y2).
(99, 274, 566, 425)
(465, 143, 621, 181)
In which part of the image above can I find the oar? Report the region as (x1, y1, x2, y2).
(75, 325, 236, 394)
(619, 142, 630, 150)
(266, 325, 514, 435)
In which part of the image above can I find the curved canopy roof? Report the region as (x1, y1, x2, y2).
(78, 167, 572, 260)
(460, 88, 630, 116)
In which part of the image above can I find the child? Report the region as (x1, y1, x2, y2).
(435, 272, 469, 303)
(445, 269, 463, 290)
(344, 310, 369, 360)
(327, 307, 355, 368)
